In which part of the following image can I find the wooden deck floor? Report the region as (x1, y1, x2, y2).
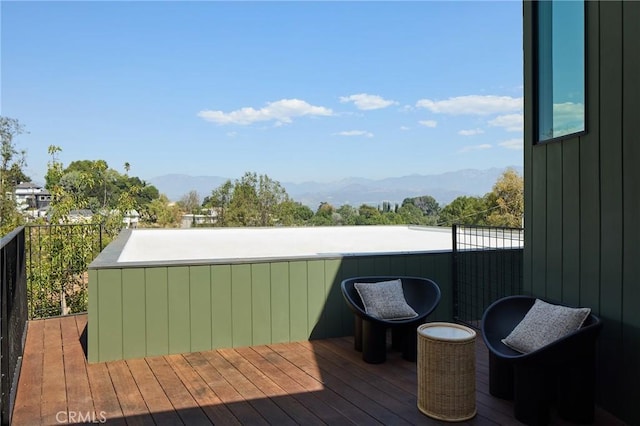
(12, 315, 624, 426)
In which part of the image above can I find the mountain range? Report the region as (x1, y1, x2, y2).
(149, 166, 523, 209)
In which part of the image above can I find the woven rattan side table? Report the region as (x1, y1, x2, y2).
(417, 322, 477, 422)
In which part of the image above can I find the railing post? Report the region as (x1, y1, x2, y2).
(452, 224, 459, 323)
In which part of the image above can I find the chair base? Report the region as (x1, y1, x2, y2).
(354, 317, 419, 364)
(489, 354, 597, 426)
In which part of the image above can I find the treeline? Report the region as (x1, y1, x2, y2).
(178, 168, 524, 229)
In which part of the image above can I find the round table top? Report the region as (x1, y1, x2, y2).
(419, 322, 476, 341)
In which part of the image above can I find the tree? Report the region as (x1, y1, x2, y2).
(144, 194, 182, 227)
(275, 200, 313, 226)
(402, 195, 440, 217)
(204, 179, 233, 226)
(485, 168, 524, 227)
(309, 202, 335, 226)
(0, 117, 28, 234)
(178, 190, 201, 214)
(336, 204, 358, 225)
(397, 203, 426, 225)
(356, 204, 385, 225)
(257, 174, 289, 226)
(221, 172, 291, 227)
(438, 196, 488, 226)
(46, 156, 160, 215)
(226, 173, 260, 226)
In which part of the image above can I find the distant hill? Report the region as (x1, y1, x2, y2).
(149, 166, 523, 209)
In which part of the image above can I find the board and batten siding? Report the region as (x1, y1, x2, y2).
(88, 252, 452, 363)
(523, 2, 640, 424)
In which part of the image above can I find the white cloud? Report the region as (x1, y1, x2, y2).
(198, 98, 333, 125)
(489, 114, 524, 132)
(226, 131, 238, 137)
(459, 144, 492, 153)
(419, 120, 438, 128)
(339, 93, 398, 110)
(416, 95, 523, 115)
(400, 126, 410, 131)
(458, 128, 484, 136)
(334, 130, 374, 138)
(499, 138, 523, 150)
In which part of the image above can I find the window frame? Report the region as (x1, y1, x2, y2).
(533, 0, 588, 145)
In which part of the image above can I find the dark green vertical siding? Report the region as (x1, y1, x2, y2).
(621, 1, 640, 422)
(524, 1, 640, 423)
(579, 1, 601, 312)
(561, 140, 580, 305)
(545, 144, 563, 301)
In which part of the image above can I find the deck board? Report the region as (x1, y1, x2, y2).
(12, 315, 626, 425)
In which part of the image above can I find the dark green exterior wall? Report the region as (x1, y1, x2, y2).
(524, 2, 640, 424)
(88, 252, 452, 363)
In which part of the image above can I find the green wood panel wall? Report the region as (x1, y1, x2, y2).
(288, 261, 309, 342)
(251, 263, 272, 346)
(97, 269, 123, 362)
(168, 266, 191, 354)
(307, 260, 326, 339)
(211, 265, 232, 348)
(190, 265, 212, 352)
(88, 251, 454, 364)
(122, 268, 146, 359)
(524, 1, 640, 423)
(322, 259, 343, 339)
(145, 268, 168, 357)
(231, 264, 252, 347)
(270, 262, 290, 343)
(87, 270, 99, 363)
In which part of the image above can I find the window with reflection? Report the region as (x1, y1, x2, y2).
(536, 0, 585, 142)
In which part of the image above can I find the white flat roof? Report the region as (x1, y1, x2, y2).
(116, 225, 452, 263)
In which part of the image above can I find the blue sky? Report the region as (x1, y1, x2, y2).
(2, 1, 523, 186)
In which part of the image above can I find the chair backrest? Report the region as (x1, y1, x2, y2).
(482, 295, 603, 360)
(341, 276, 441, 323)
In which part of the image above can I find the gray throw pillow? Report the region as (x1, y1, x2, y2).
(502, 298, 591, 353)
(354, 279, 418, 320)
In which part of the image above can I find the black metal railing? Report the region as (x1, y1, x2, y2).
(26, 224, 107, 319)
(452, 224, 524, 328)
(0, 226, 28, 426)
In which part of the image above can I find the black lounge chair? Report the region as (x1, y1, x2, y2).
(341, 276, 441, 364)
(481, 295, 603, 425)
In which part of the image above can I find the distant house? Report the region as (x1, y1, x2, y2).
(123, 209, 140, 228)
(11, 182, 52, 218)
